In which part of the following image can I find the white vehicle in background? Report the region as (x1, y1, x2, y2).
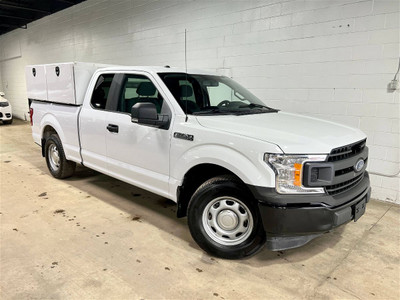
(0, 92, 13, 125)
(26, 62, 371, 259)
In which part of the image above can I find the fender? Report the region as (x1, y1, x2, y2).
(170, 143, 277, 199)
(39, 112, 79, 162)
(40, 113, 66, 146)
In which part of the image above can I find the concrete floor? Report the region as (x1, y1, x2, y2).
(1, 119, 399, 300)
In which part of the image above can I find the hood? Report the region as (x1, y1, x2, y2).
(196, 112, 366, 154)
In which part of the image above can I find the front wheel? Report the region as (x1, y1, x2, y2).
(187, 175, 265, 259)
(45, 134, 76, 179)
(3, 118, 12, 125)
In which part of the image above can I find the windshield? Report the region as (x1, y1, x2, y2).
(158, 73, 277, 115)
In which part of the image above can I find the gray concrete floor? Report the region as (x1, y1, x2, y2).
(1, 119, 399, 300)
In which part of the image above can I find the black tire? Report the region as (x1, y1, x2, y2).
(187, 175, 265, 259)
(3, 119, 12, 125)
(44, 134, 76, 179)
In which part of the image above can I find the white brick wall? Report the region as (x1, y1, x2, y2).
(0, 0, 398, 203)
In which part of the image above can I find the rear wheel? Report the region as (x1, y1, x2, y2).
(45, 134, 76, 179)
(187, 175, 265, 259)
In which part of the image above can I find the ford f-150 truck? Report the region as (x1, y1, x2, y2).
(26, 62, 371, 259)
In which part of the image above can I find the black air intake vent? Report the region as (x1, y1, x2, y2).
(328, 139, 366, 162)
(325, 173, 364, 196)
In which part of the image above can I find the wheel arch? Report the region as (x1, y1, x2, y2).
(42, 124, 58, 139)
(172, 144, 276, 218)
(176, 163, 254, 218)
(40, 114, 65, 157)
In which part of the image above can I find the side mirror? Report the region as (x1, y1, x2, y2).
(131, 102, 169, 129)
(0, 92, 4, 97)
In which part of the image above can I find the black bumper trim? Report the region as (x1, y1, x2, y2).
(266, 234, 322, 251)
(258, 185, 370, 237)
(249, 172, 370, 208)
(248, 172, 371, 238)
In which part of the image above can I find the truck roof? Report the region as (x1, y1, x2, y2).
(25, 62, 223, 106)
(97, 65, 218, 75)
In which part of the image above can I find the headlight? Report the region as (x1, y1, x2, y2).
(265, 154, 327, 194)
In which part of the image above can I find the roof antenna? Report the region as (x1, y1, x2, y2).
(184, 28, 188, 122)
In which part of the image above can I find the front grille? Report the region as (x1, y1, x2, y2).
(326, 173, 364, 196)
(328, 139, 366, 162)
(335, 158, 368, 177)
(321, 139, 369, 196)
(335, 166, 353, 176)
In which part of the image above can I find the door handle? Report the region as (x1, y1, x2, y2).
(107, 124, 119, 133)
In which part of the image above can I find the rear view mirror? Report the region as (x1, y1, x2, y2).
(131, 102, 169, 129)
(234, 90, 245, 100)
(0, 92, 5, 97)
(202, 79, 219, 87)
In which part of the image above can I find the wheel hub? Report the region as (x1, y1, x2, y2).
(49, 144, 60, 170)
(202, 196, 254, 246)
(217, 210, 239, 230)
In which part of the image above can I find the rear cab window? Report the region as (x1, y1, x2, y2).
(90, 74, 115, 110)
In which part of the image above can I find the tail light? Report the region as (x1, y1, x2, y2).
(29, 108, 33, 126)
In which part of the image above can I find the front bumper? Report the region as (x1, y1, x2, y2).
(249, 172, 371, 250)
(0, 108, 12, 121)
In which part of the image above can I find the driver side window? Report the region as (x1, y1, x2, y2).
(118, 75, 164, 114)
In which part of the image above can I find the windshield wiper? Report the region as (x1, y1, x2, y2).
(192, 104, 279, 116)
(192, 106, 240, 115)
(192, 107, 221, 115)
(241, 103, 279, 112)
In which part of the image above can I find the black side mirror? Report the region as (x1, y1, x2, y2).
(131, 102, 169, 129)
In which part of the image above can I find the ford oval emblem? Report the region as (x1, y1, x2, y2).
(354, 159, 365, 172)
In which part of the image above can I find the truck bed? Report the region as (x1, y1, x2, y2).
(31, 101, 82, 163)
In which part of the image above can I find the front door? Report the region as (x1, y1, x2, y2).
(104, 72, 172, 197)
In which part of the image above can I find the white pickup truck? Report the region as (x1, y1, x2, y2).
(27, 62, 371, 259)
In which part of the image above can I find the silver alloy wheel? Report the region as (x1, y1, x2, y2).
(202, 196, 254, 246)
(48, 144, 60, 171)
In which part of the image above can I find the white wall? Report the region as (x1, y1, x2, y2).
(0, 70, 3, 92)
(0, 0, 398, 203)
